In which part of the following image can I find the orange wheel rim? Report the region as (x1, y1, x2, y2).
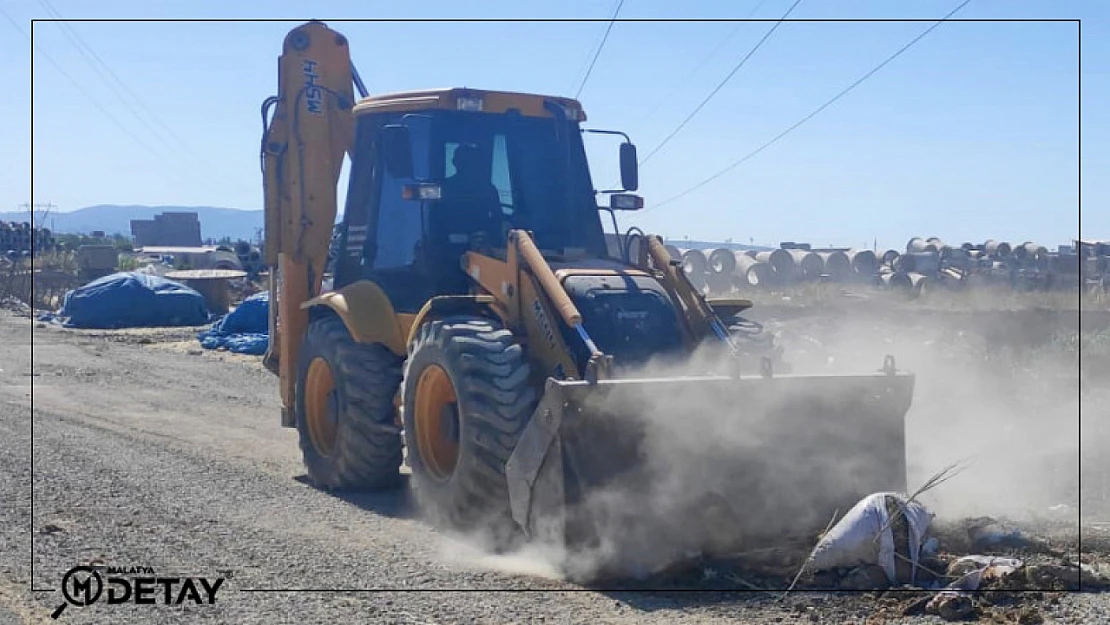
(413, 364, 460, 481)
(305, 357, 338, 456)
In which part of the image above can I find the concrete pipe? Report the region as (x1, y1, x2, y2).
(901, 251, 940, 275)
(881, 249, 900, 267)
(754, 249, 795, 281)
(939, 246, 970, 270)
(818, 250, 852, 281)
(926, 237, 948, 250)
(681, 248, 709, 275)
(907, 237, 938, 254)
(960, 242, 977, 252)
(706, 271, 734, 295)
(681, 249, 710, 291)
(1014, 242, 1049, 268)
(983, 240, 1012, 258)
(940, 266, 970, 290)
(907, 272, 931, 299)
(847, 249, 878, 278)
(785, 248, 824, 281)
(665, 244, 683, 261)
(709, 248, 737, 275)
(732, 253, 772, 289)
(880, 271, 913, 291)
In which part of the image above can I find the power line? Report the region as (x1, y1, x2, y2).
(38, 0, 189, 154)
(574, 0, 626, 100)
(642, 0, 975, 215)
(0, 6, 164, 159)
(37, 1, 261, 197)
(36, 1, 173, 157)
(634, 0, 772, 126)
(638, 0, 803, 166)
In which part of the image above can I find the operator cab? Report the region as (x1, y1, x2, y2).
(331, 88, 643, 313)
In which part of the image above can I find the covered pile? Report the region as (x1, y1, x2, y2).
(52, 271, 211, 329)
(196, 290, 269, 355)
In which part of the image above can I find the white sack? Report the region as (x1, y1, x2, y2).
(807, 492, 935, 585)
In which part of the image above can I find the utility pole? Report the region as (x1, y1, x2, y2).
(17, 202, 58, 228)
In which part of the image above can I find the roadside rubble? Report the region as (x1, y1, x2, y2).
(634, 489, 1110, 622)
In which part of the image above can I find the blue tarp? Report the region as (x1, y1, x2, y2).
(197, 290, 270, 355)
(57, 272, 211, 329)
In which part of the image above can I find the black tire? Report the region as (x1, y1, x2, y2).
(295, 315, 404, 490)
(401, 316, 537, 544)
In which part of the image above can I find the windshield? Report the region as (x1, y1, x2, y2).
(428, 109, 608, 256)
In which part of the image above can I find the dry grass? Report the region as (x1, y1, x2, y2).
(0, 252, 81, 310)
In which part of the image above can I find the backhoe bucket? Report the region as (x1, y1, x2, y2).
(505, 358, 914, 579)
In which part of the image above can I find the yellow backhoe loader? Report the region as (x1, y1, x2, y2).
(261, 21, 915, 576)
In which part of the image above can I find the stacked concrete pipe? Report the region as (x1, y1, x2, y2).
(784, 248, 825, 282)
(817, 250, 853, 281)
(750, 248, 794, 285)
(732, 252, 773, 289)
(847, 249, 878, 280)
(679, 248, 710, 292)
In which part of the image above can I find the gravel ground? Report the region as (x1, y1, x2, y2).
(2, 302, 1108, 624)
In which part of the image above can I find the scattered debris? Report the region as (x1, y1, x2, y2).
(967, 517, 1037, 550)
(946, 555, 1024, 581)
(805, 491, 936, 586)
(926, 590, 975, 621)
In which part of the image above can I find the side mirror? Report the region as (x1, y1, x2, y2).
(619, 142, 638, 192)
(381, 124, 413, 180)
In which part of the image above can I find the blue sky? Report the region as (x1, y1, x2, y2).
(1, 0, 1104, 251)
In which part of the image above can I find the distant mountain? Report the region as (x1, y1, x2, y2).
(0, 205, 264, 242)
(0, 205, 776, 252)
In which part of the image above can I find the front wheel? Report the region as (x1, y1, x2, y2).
(294, 315, 405, 490)
(401, 316, 537, 546)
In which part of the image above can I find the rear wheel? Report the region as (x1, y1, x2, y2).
(402, 316, 537, 545)
(295, 315, 404, 490)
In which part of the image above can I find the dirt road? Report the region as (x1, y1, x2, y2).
(2, 307, 1106, 624)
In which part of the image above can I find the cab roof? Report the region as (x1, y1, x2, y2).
(352, 87, 587, 121)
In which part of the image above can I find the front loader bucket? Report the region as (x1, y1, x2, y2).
(505, 358, 914, 580)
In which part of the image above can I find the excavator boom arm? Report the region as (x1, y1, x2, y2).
(261, 21, 359, 416)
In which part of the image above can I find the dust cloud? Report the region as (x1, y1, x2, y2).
(438, 296, 1096, 583)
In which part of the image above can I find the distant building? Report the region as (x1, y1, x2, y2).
(130, 211, 202, 247)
